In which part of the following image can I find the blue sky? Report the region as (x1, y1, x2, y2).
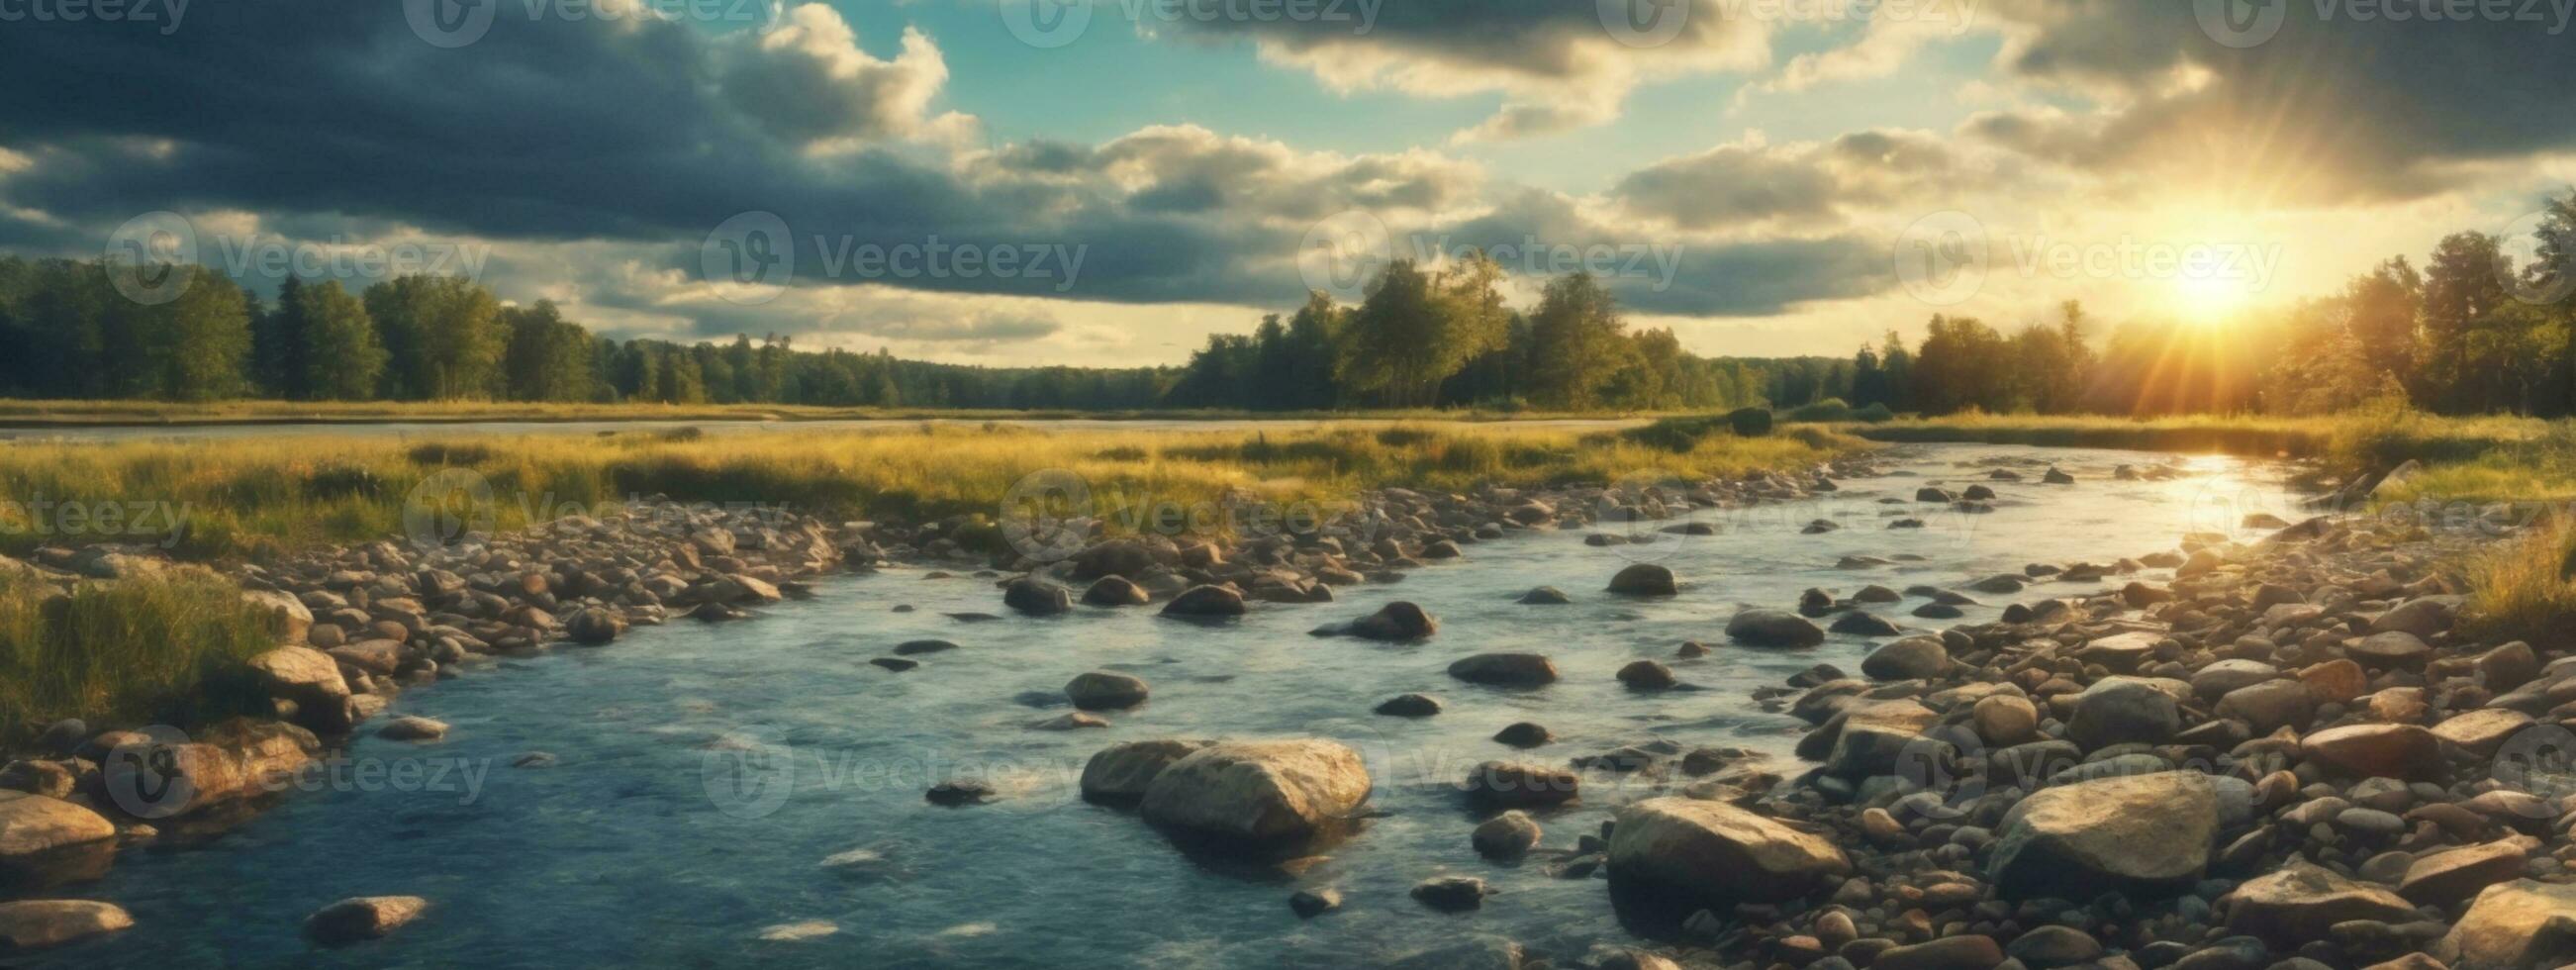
(0, 0, 2570, 366)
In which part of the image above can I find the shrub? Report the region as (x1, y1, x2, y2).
(406, 441, 496, 465)
(0, 569, 277, 746)
(1726, 407, 1773, 437)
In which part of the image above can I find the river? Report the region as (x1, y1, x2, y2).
(27, 444, 2300, 969)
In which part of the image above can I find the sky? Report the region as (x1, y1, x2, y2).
(2, 0, 2573, 367)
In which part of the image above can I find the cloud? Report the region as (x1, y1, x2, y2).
(1610, 130, 2001, 231)
(716, 10, 976, 147)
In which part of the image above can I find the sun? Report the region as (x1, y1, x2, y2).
(2172, 271, 2255, 325)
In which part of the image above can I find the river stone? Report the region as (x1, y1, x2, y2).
(1473, 811, 1543, 860)
(1081, 576, 1151, 607)
(1065, 671, 1150, 711)
(330, 639, 405, 676)
(1138, 739, 1372, 846)
(2371, 596, 2457, 638)
(1617, 660, 1677, 690)
(2432, 709, 2532, 757)
(2302, 725, 2441, 780)
(1727, 610, 1824, 648)
(1003, 578, 1074, 617)
(1873, 935, 2004, 970)
(1819, 699, 1940, 779)
(2006, 925, 2104, 968)
(2073, 631, 2161, 673)
(2191, 659, 2280, 702)
(1448, 653, 1558, 687)
(1989, 771, 2216, 899)
(564, 607, 623, 645)
(1607, 797, 1853, 911)
(1493, 723, 1552, 748)
(2348, 631, 2433, 669)
(1860, 636, 1947, 681)
(378, 716, 448, 741)
(2068, 678, 2181, 750)
(2437, 879, 2576, 969)
(1162, 585, 1247, 618)
(248, 645, 356, 731)
(2400, 839, 2528, 905)
(0, 793, 116, 862)
(1071, 540, 1157, 581)
(2222, 860, 2417, 946)
(1830, 611, 1901, 637)
(1972, 694, 2041, 746)
(1375, 694, 1442, 718)
(1080, 739, 1211, 804)
(1464, 761, 1579, 808)
(0, 762, 71, 801)
(2216, 678, 2318, 734)
(1345, 602, 1438, 641)
(1518, 587, 1571, 605)
(304, 896, 428, 946)
(1607, 564, 1678, 597)
(1288, 888, 1341, 920)
(0, 900, 134, 952)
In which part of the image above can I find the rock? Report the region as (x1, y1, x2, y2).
(2348, 631, 2433, 669)
(2222, 860, 2418, 946)
(0, 792, 115, 863)
(1972, 694, 2041, 746)
(329, 639, 405, 677)
(1082, 575, 1151, 607)
(1411, 876, 1491, 912)
(893, 639, 959, 656)
(1065, 671, 1150, 711)
(1375, 694, 1442, 717)
(2043, 466, 2074, 484)
(2074, 630, 2161, 672)
(2302, 725, 2442, 780)
(1493, 723, 1552, 748)
(1032, 713, 1107, 730)
(925, 780, 995, 807)
(1138, 740, 1372, 846)
(2216, 679, 2319, 734)
(2400, 839, 2528, 905)
(1727, 610, 1825, 648)
(1448, 653, 1558, 687)
(2371, 596, 2457, 638)
(1345, 602, 1438, 641)
(2191, 659, 2281, 702)
(1821, 699, 1940, 778)
(0, 900, 134, 952)
(2432, 709, 2531, 757)
(2299, 658, 2370, 705)
(1860, 636, 1948, 681)
(247, 645, 355, 731)
(303, 896, 429, 946)
(1607, 564, 1678, 597)
(2006, 925, 2104, 968)
(870, 657, 918, 672)
(1617, 660, 1677, 691)
(1988, 771, 2217, 899)
(0, 762, 72, 801)
(1288, 888, 1342, 919)
(564, 607, 623, 645)
(1003, 578, 1074, 617)
(1080, 739, 1210, 804)
(2437, 879, 2576, 969)
(1464, 761, 1579, 808)
(1606, 798, 1853, 912)
(378, 716, 448, 741)
(1161, 585, 1247, 618)
(1071, 540, 1158, 581)
(2068, 678, 2181, 750)
(1873, 935, 2004, 970)
(1518, 587, 1571, 606)
(1473, 811, 1543, 860)
(1830, 612, 1902, 637)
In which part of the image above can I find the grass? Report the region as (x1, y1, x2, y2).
(0, 422, 1858, 562)
(0, 567, 279, 747)
(1847, 410, 2547, 491)
(0, 398, 1683, 427)
(2464, 517, 2576, 647)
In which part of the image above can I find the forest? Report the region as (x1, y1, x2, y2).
(0, 188, 2568, 418)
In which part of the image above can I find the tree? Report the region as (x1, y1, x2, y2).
(287, 280, 388, 400)
(1334, 254, 1511, 408)
(2418, 233, 2511, 412)
(365, 274, 504, 400)
(1523, 272, 1632, 409)
(501, 300, 593, 402)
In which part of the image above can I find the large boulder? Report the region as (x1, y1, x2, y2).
(241, 589, 314, 644)
(2222, 861, 2418, 946)
(1138, 740, 1372, 847)
(0, 793, 114, 864)
(1161, 585, 1247, 619)
(1079, 739, 1210, 804)
(1338, 602, 1439, 641)
(304, 896, 428, 946)
(1065, 671, 1150, 712)
(1607, 564, 1678, 597)
(1821, 700, 1940, 779)
(1071, 540, 1158, 581)
(1002, 578, 1074, 617)
(1727, 610, 1825, 648)
(247, 645, 355, 732)
(1448, 653, 1558, 687)
(2066, 678, 2180, 750)
(1860, 636, 1948, 681)
(2401, 840, 2530, 906)
(1989, 771, 2217, 899)
(0, 900, 134, 952)
(99, 722, 319, 819)
(2438, 879, 2576, 969)
(2215, 678, 2318, 735)
(1607, 798, 1852, 913)
(1081, 576, 1151, 607)
(563, 608, 624, 645)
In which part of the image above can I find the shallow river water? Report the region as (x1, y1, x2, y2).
(35, 444, 2301, 969)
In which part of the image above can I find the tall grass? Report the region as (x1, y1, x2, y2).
(2464, 516, 2576, 646)
(0, 569, 278, 745)
(0, 423, 1858, 561)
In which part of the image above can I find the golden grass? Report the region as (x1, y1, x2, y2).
(0, 568, 278, 745)
(0, 423, 1856, 561)
(0, 398, 1676, 426)
(2464, 516, 2576, 645)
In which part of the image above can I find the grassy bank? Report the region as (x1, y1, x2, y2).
(0, 568, 278, 746)
(0, 423, 1854, 562)
(0, 398, 1676, 428)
